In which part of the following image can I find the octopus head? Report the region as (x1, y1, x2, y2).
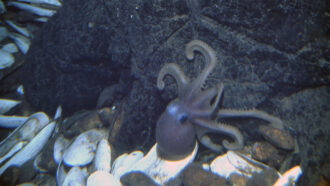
(155, 100, 196, 160)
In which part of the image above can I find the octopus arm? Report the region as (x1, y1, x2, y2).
(184, 40, 217, 99)
(157, 63, 190, 99)
(195, 126, 224, 152)
(218, 108, 284, 130)
(186, 84, 224, 118)
(191, 83, 223, 111)
(193, 118, 244, 150)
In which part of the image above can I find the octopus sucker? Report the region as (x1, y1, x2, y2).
(218, 108, 284, 130)
(184, 40, 218, 100)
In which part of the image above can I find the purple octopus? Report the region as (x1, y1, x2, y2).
(156, 40, 284, 159)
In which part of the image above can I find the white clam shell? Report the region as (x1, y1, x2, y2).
(0, 99, 21, 115)
(17, 0, 62, 7)
(62, 129, 107, 167)
(0, 115, 27, 128)
(93, 139, 111, 172)
(112, 151, 144, 178)
(128, 143, 198, 185)
(2, 43, 18, 54)
(0, 49, 14, 69)
(0, 121, 56, 175)
(62, 167, 87, 186)
(53, 135, 71, 164)
(0, 141, 27, 164)
(87, 170, 122, 186)
(210, 151, 268, 179)
(7, 2, 56, 17)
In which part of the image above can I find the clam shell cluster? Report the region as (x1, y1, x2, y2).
(0, 98, 302, 186)
(46, 106, 198, 185)
(0, 0, 62, 79)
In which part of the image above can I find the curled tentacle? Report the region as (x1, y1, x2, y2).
(193, 118, 244, 150)
(218, 108, 284, 130)
(185, 40, 218, 100)
(195, 126, 224, 152)
(157, 63, 190, 99)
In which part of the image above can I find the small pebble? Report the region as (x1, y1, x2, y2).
(259, 125, 295, 151)
(120, 171, 158, 186)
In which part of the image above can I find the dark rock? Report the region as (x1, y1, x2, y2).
(121, 171, 158, 186)
(259, 125, 295, 151)
(252, 141, 277, 162)
(252, 141, 284, 168)
(182, 163, 228, 186)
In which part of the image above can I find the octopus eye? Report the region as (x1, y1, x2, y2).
(178, 114, 188, 124)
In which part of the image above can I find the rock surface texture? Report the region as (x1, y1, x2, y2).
(21, 0, 329, 185)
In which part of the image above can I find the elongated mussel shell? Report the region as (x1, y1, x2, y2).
(0, 112, 49, 162)
(0, 121, 56, 175)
